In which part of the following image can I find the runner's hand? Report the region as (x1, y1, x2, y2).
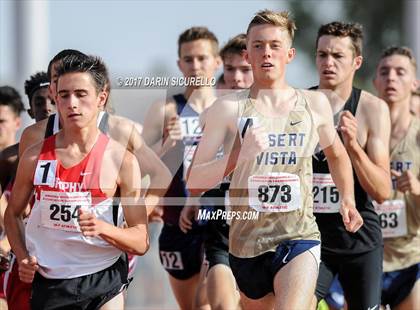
(18, 255, 38, 283)
(391, 169, 420, 195)
(339, 111, 359, 150)
(179, 204, 199, 233)
(78, 209, 106, 237)
(238, 125, 269, 163)
(165, 116, 183, 146)
(340, 197, 363, 232)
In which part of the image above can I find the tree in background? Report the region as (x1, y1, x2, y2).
(289, 0, 404, 91)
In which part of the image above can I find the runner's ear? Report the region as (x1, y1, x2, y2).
(97, 90, 107, 108)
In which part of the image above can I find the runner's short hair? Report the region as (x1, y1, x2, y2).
(178, 27, 219, 57)
(220, 34, 247, 61)
(0, 86, 24, 116)
(47, 49, 87, 82)
(379, 46, 417, 71)
(247, 10, 296, 46)
(316, 22, 363, 57)
(55, 54, 109, 95)
(24, 71, 50, 105)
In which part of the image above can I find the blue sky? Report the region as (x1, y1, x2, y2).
(1, 0, 329, 89)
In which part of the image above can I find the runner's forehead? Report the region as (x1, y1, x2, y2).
(247, 25, 290, 44)
(378, 55, 415, 72)
(316, 35, 353, 53)
(57, 72, 96, 92)
(179, 39, 215, 58)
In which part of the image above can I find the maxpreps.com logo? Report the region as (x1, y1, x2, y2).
(197, 208, 259, 221)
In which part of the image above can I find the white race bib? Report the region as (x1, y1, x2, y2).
(183, 144, 197, 180)
(159, 251, 184, 270)
(374, 200, 407, 238)
(34, 160, 57, 186)
(40, 191, 91, 232)
(313, 173, 341, 213)
(180, 116, 201, 139)
(248, 173, 301, 212)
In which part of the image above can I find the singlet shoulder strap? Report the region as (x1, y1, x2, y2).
(44, 114, 56, 138)
(343, 87, 362, 116)
(173, 94, 187, 115)
(98, 111, 109, 134)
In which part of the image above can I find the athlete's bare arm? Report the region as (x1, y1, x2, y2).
(342, 92, 391, 203)
(127, 126, 171, 216)
(107, 115, 171, 216)
(142, 99, 181, 157)
(391, 169, 420, 207)
(0, 144, 19, 194)
(186, 95, 240, 195)
(0, 195, 11, 268)
(18, 118, 49, 158)
(4, 143, 42, 283)
(307, 90, 362, 232)
(78, 146, 149, 256)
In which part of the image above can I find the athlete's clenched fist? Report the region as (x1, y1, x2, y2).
(339, 197, 363, 233)
(78, 209, 106, 237)
(239, 125, 269, 163)
(18, 255, 39, 283)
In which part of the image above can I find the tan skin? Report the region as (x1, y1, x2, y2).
(18, 64, 171, 219)
(0, 86, 55, 195)
(0, 86, 55, 272)
(309, 33, 392, 310)
(0, 105, 21, 152)
(316, 35, 391, 203)
(374, 54, 420, 310)
(142, 38, 220, 310)
(186, 24, 362, 310)
(223, 52, 254, 90)
(4, 73, 149, 310)
(180, 48, 252, 310)
(410, 93, 420, 117)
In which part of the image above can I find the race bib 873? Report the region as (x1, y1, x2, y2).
(248, 173, 301, 212)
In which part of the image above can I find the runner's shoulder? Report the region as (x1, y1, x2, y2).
(0, 143, 19, 163)
(211, 90, 246, 116)
(19, 117, 50, 156)
(21, 117, 49, 138)
(359, 90, 388, 116)
(148, 96, 178, 121)
(300, 89, 331, 114)
(20, 139, 44, 169)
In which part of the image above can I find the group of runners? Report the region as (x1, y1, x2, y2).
(0, 9, 418, 310)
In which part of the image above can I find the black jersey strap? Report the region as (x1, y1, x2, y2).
(173, 94, 187, 115)
(343, 87, 362, 116)
(112, 197, 120, 226)
(44, 114, 56, 138)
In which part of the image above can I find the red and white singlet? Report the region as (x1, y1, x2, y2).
(25, 132, 123, 279)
